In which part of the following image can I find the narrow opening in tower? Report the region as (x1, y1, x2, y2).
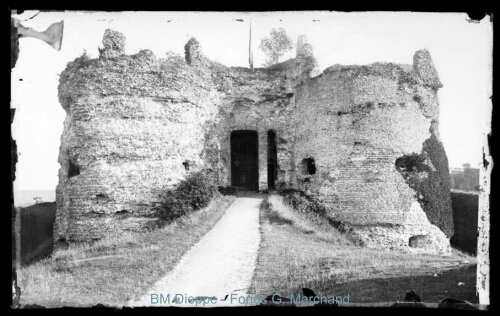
(267, 130, 278, 190)
(302, 158, 316, 175)
(68, 159, 80, 178)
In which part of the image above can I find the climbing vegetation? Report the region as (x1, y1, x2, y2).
(159, 171, 218, 222)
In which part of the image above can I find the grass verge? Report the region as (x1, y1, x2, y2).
(17, 195, 236, 307)
(248, 194, 478, 304)
(19, 202, 57, 265)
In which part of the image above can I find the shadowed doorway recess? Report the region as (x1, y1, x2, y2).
(231, 131, 259, 191)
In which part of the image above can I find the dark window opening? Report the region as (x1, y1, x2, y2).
(302, 158, 316, 175)
(68, 160, 80, 178)
(267, 130, 278, 190)
(231, 130, 259, 191)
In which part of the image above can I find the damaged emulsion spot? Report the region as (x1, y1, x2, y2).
(483, 151, 489, 170)
(182, 160, 190, 171)
(467, 11, 487, 22)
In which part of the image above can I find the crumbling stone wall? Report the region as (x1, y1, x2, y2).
(55, 30, 231, 243)
(290, 51, 452, 254)
(55, 30, 453, 255)
(209, 67, 294, 191)
(208, 42, 320, 190)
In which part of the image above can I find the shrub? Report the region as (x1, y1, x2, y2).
(278, 188, 327, 217)
(159, 171, 218, 222)
(159, 194, 194, 222)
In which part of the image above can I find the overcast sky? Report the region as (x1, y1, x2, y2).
(11, 11, 492, 192)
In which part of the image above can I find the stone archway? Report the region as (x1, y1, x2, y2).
(230, 130, 259, 191)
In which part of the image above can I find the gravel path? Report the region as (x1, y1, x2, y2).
(127, 193, 264, 308)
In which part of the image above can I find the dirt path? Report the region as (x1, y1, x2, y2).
(127, 193, 264, 307)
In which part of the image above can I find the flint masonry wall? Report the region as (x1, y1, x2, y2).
(291, 55, 452, 253)
(55, 29, 453, 254)
(293, 63, 431, 224)
(55, 33, 230, 242)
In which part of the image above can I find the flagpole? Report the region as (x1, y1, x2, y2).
(249, 18, 254, 72)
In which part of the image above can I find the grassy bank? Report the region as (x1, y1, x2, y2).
(249, 195, 478, 303)
(17, 195, 236, 307)
(19, 202, 57, 265)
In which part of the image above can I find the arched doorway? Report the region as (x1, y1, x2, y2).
(231, 130, 259, 191)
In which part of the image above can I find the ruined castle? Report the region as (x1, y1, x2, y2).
(55, 29, 454, 254)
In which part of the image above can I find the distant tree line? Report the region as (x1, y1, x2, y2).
(450, 163, 480, 191)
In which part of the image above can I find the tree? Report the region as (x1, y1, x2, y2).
(259, 28, 294, 67)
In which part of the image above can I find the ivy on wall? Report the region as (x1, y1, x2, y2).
(396, 128, 454, 238)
